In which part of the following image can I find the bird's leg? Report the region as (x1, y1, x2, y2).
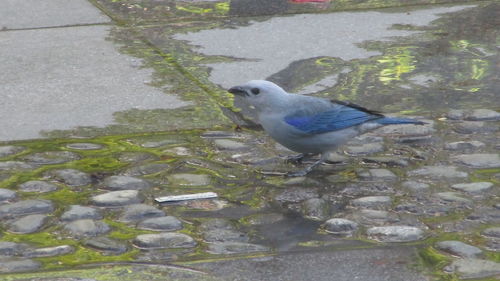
(286, 158, 324, 177)
(285, 153, 307, 164)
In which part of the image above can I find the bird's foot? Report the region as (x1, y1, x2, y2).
(285, 153, 305, 165)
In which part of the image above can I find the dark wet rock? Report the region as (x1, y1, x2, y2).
(137, 216, 183, 232)
(203, 227, 249, 243)
(436, 192, 472, 204)
(358, 169, 397, 181)
(8, 214, 48, 234)
(454, 121, 498, 134)
(19, 180, 58, 193)
(366, 226, 424, 242)
(91, 190, 143, 207)
(324, 218, 358, 236)
(274, 187, 319, 204)
(66, 143, 103, 150)
(61, 205, 102, 221)
(103, 175, 151, 190)
(24, 245, 74, 258)
(214, 139, 248, 150)
(0, 199, 53, 219)
(362, 156, 408, 167)
(436, 241, 482, 258)
(345, 143, 384, 155)
(199, 218, 234, 231)
(64, 219, 110, 238)
(243, 213, 285, 225)
(466, 109, 500, 121)
(0, 188, 16, 201)
(50, 169, 92, 186)
(447, 258, 500, 279)
(0, 242, 27, 256)
(123, 163, 169, 176)
(452, 153, 500, 168)
(206, 242, 269, 255)
(117, 152, 159, 163)
(119, 204, 165, 222)
(23, 151, 80, 165)
(133, 233, 197, 249)
(301, 198, 330, 221)
(0, 146, 25, 158)
(0, 161, 34, 171)
(0, 258, 41, 273)
(444, 141, 485, 151)
(451, 182, 493, 193)
(408, 165, 468, 178)
(83, 237, 127, 255)
(481, 227, 500, 238)
(351, 196, 391, 209)
(402, 181, 429, 191)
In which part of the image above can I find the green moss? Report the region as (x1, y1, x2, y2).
(40, 246, 139, 269)
(105, 219, 155, 240)
(418, 246, 455, 280)
(2, 229, 73, 247)
(41, 187, 91, 207)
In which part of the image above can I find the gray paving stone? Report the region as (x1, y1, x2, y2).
(367, 226, 424, 242)
(103, 175, 151, 190)
(0, 161, 34, 171)
(436, 240, 482, 258)
(124, 163, 170, 176)
(214, 139, 248, 150)
(169, 173, 211, 186)
(0, 188, 16, 201)
(301, 198, 330, 221)
(133, 233, 197, 249)
(19, 180, 58, 193)
(447, 258, 500, 279)
(358, 169, 397, 181)
(0, 241, 27, 256)
(345, 143, 384, 155)
(64, 219, 111, 238)
(402, 181, 429, 191)
(137, 216, 183, 231)
(408, 165, 468, 178)
(0, 146, 25, 158)
(0, 199, 54, 219)
(207, 242, 269, 255)
(66, 143, 104, 150)
(481, 227, 500, 238)
(50, 169, 92, 186)
(352, 196, 392, 209)
(23, 151, 80, 165)
(119, 204, 165, 222)
(451, 182, 493, 193)
(91, 190, 143, 207)
(0, 258, 41, 273)
(452, 154, 500, 168)
(61, 205, 102, 221)
(83, 237, 127, 255)
(444, 141, 485, 151)
(24, 245, 74, 258)
(324, 218, 358, 236)
(8, 214, 48, 234)
(436, 192, 472, 204)
(203, 229, 249, 243)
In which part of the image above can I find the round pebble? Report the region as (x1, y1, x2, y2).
(23, 151, 80, 165)
(206, 242, 269, 255)
(324, 218, 358, 236)
(0, 199, 54, 219)
(8, 214, 48, 234)
(66, 143, 103, 150)
(0, 161, 34, 171)
(301, 198, 330, 221)
(137, 216, 183, 231)
(133, 233, 197, 249)
(0, 146, 25, 158)
(64, 219, 110, 238)
(61, 205, 102, 221)
(452, 154, 500, 168)
(103, 175, 151, 190)
(451, 182, 493, 193)
(19, 180, 58, 193)
(0, 188, 16, 201)
(436, 240, 482, 258)
(351, 196, 392, 209)
(408, 165, 468, 178)
(24, 245, 74, 258)
(50, 169, 92, 186)
(119, 204, 165, 222)
(367, 226, 424, 242)
(83, 237, 127, 255)
(0, 259, 41, 273)
(124, 163, 169, 176)
(168, 173, 211, 186)
(91, 190, 143, 207)
(214, 139, 248, 150)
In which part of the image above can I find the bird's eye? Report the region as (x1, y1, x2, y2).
(251, 88, 260, 95)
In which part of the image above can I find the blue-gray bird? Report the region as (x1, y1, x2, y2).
(228, 80, 425, 176)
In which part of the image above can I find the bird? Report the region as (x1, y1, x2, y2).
(228, 80, 425, 177)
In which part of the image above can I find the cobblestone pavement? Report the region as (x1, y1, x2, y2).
(1, 0, 499, 280)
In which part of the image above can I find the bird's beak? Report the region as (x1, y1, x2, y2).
(228, 86, 247, 97)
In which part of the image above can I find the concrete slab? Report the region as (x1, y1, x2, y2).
(1, 0, 110, 30)
(189, 246, 427, 281)
(0, 25, 190, 141)
(173, 5, 474, 88)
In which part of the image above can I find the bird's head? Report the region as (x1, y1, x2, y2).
(228, 80, 288, 112)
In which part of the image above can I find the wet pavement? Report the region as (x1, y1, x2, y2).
(1, 0, 499, 280)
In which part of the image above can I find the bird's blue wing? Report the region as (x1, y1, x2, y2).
(284, 100, 383, 134)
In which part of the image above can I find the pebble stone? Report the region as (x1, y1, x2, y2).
(0, 146, 25, 157)
(447, 258, 500, 279)
(66, 143, 103, 150)
(133, 233, 197, 249)
(0, 199, 54, 219)
(103, 175, 151, 190)
(452, 154, 500, 168)
(408, 165, 468, 178)
(8, 214, 48, 234)
(465, 109, 500, 121)
(345, 143, 384, 155)
(214, 139, 248, 150)
(123, 163, 169, 176)
(64, 219, 111, 238)
(0, 161, 34, 171)
(169, 173, 211, 186)
(203, 228, 249, 243)
(162, 146, 191, 156)
(444, 141, 485, 151)
(83, 237, 127, 255)
(451, 182, 493, 193)
(402, 181, 429, 191)
(0, 188, 16, 201)
(453, 121, 498, 134)
(19, 180, 58, 193)
(24, 245, 74, 258)
(481, 227, 500, 238)
(351, 196, 392, 209)
(0, 258, 41, 273)
(324, 218, 358, 236)
(61, 205, 102, 221)
(367, 226, 424, 242)
(118, 152, 159, 163)
(23, 151, 80, 165)
(119, 204, 165, 222)
(436, 192, 472, 204)
(274, 187, 319, 204)
(0, 241, 26, 256)
(301, 198, 330, 221)
(91, 190, 143, 207)
(137, 216, 183, 231)
(359, 169, 397, 181)
(50, 169, 92, 186)
(435, 240, 483, 258)
(206, 242, 269, 255)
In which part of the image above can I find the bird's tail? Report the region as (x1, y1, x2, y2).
(376, 117, 426, 125)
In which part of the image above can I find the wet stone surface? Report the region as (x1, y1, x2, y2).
(49, 169, 92, 186)
(19, 180, 58, 193)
